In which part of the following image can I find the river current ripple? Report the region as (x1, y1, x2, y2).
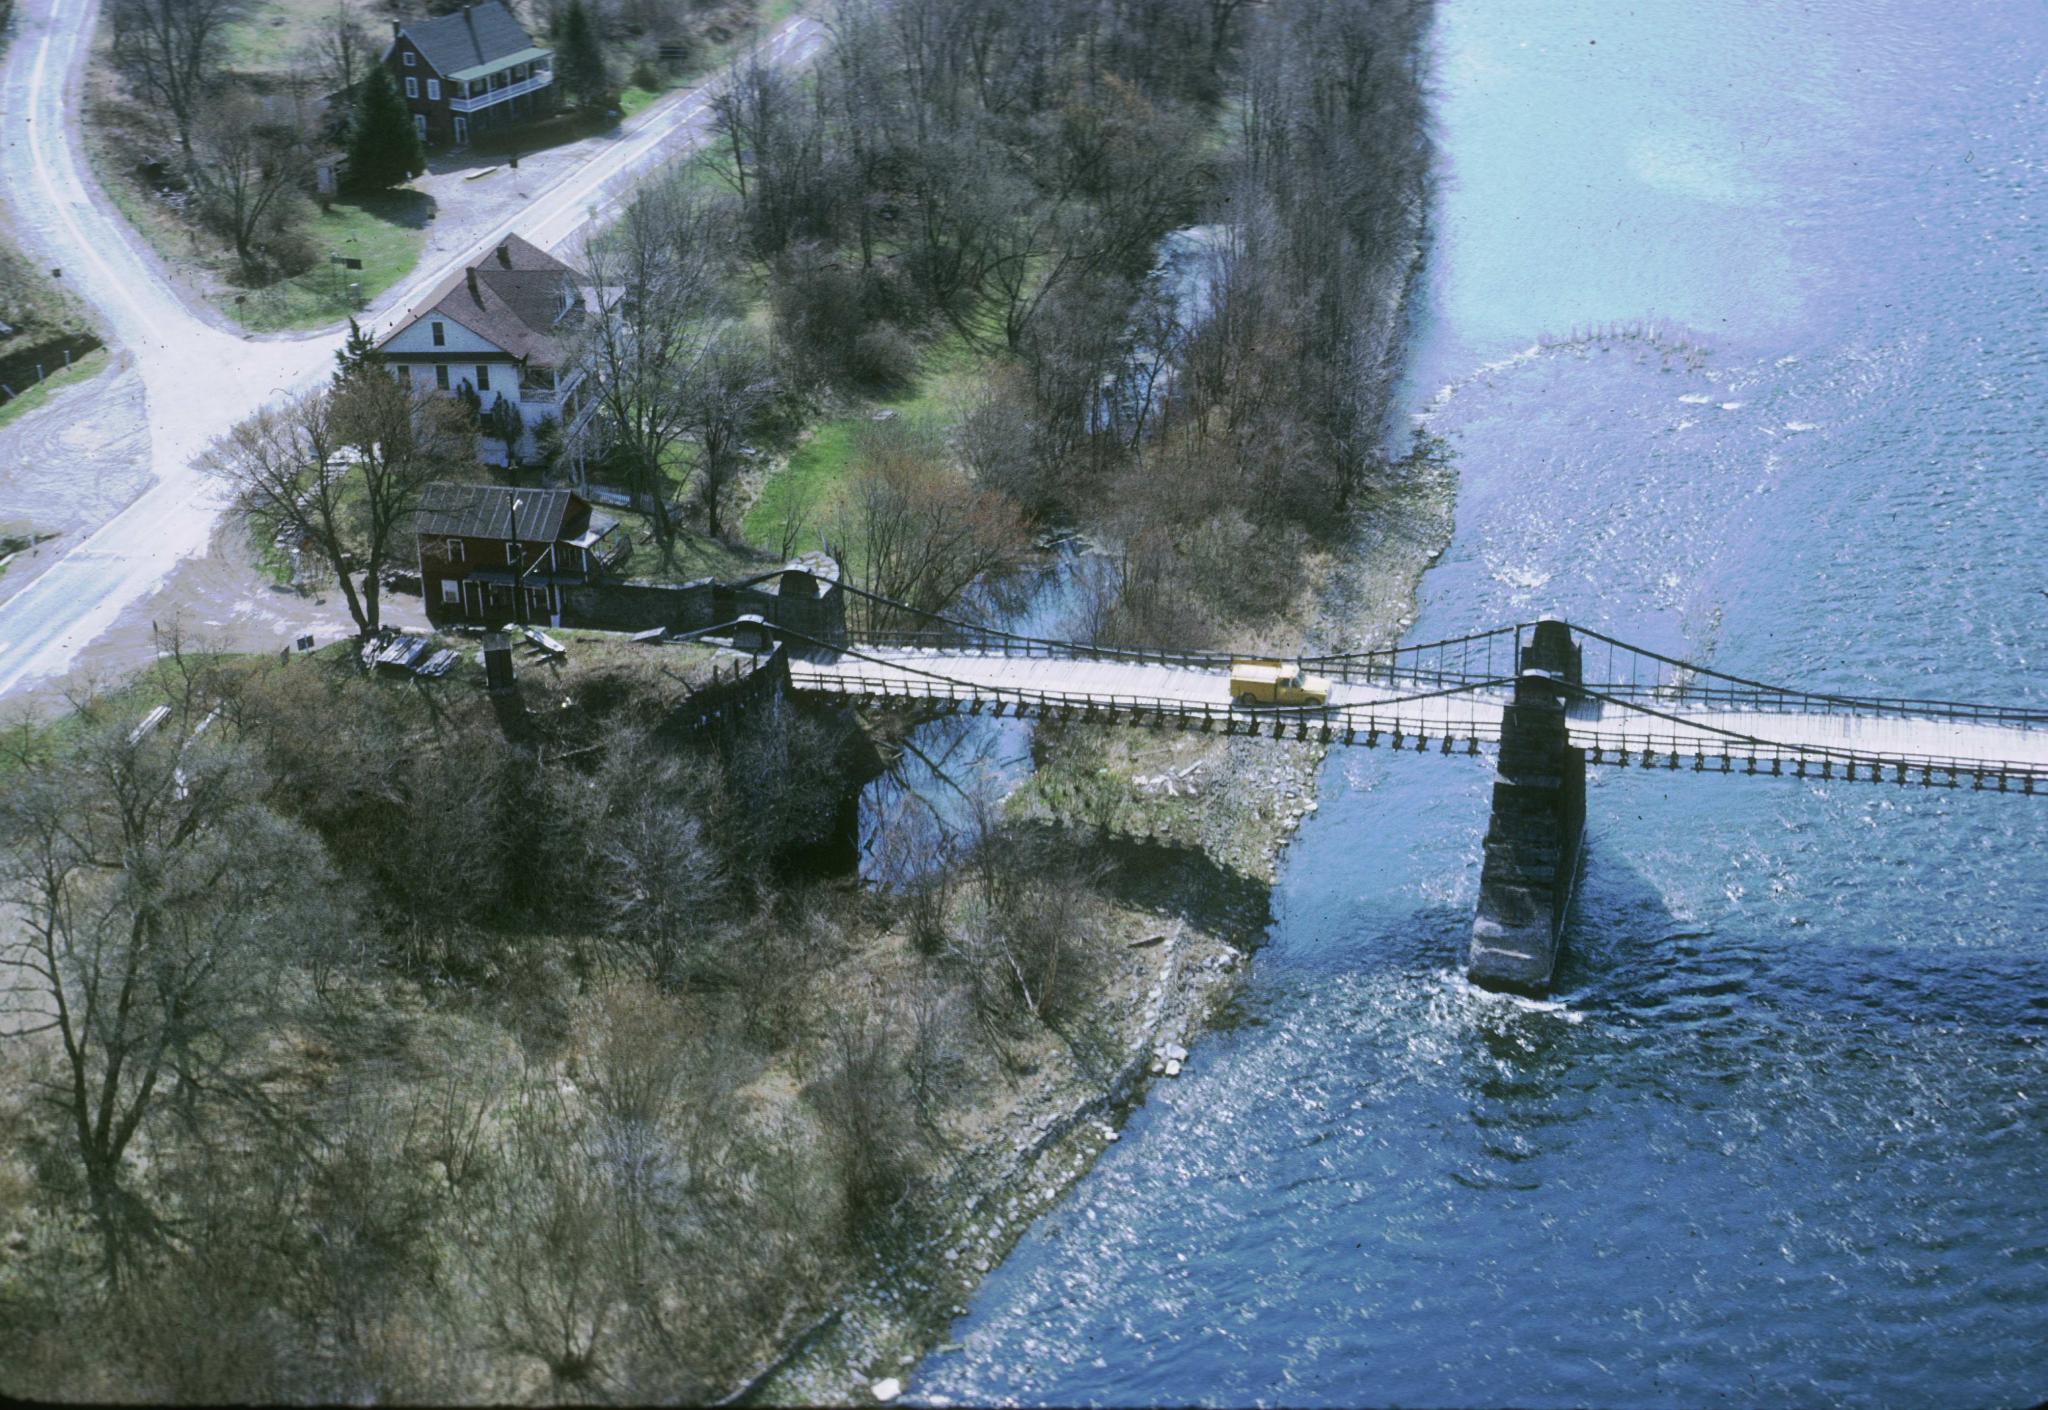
(914, 3, 2048, 1406)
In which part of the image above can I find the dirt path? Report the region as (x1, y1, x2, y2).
(9, 519, 429, 718)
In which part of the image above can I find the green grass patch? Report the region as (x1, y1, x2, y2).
(215, 191, 435, 333)
(619, 85, 663, 119)
(221, 0, 337, 73)
(0, 347, 110, 432)
(742, 416, 859, 549)
(740, 326, 997, 552)
(248, 518, 298, 589)
(0, 648, 260, 771)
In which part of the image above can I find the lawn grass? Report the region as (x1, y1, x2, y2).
(213, 191, 435, 333)
(222, 0, 336, 73)
(740, 324, 991, 551)
(619, 85, 662, 119)
(625, 515, 766, 582)
(0, 347, 110, 433)
(743, 417, 859, 549)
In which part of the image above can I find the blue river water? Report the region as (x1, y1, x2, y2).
(911, 2, 2048, 1406)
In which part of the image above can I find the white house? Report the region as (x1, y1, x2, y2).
(373, 234, 600, 470)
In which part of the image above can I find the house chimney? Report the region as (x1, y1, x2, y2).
(465, 266, 479, 301)
(391, 19, 401, 39)
(496, 242, 512, 268)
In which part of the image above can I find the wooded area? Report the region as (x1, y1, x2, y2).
(2, 0, 1434, 1399)
(709, 0, 1433, 642)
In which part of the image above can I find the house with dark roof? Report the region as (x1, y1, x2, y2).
(415, 482, 619, 625)
(383, 0, 553, 149)
(372, 233, 601, 469)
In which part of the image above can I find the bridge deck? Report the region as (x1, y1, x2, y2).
(787, 647, 2048, 783)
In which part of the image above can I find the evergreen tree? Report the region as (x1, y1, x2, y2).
(346, 65, 425, 192)
(555, 0, 610, 110)
(332, 316, 378, 388)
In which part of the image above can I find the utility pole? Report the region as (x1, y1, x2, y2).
(508, 495, 527, 629)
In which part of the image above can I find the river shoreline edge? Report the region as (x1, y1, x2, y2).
(744, 115, 1455, 1410)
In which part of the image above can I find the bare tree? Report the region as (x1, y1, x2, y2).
(109, 0, 247, 158)
(576, 178, 733, 560)
(805, 997, 912, 1232)
(830, 418, 1029, 629)
(459, 1077, 632, 1397)
(574, 727, 728, 984)
(773, 475, 817, 562)
(191, 95, 310, 271)
(310, 0, 375, 100)
(683, 333, 778, 540)
(0, 676, 339, 1281)
(948, 804, 1104, 1028)
(206, 376, 475, 638)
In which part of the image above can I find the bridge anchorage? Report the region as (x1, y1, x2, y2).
(754, 584, 2047, 995)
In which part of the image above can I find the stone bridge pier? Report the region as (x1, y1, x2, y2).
(1468, 617, 1586, 994)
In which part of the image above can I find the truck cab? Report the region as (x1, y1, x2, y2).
(1229, 657, 1332, 708)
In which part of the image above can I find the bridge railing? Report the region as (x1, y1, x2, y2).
(786, 656, 2046, 788)
(1562, 725, 2045, 787)
(839, 618, 1527, 693)
(1555, 623, 2048, 728)
(825, 586, 2046, 735)
(842, 626, 1238, 672)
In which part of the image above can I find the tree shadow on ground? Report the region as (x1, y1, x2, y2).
(423, 109, 623, 177)
(1007, 817, 1275, 947)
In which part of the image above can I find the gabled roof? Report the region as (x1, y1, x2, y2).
(375, 234, 586, 366)
(394, 1, 542, 79)
(416, 483, 595, 543)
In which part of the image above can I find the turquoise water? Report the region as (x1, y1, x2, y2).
(912, 2, 2048, 1406)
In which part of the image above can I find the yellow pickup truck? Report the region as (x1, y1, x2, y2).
(1229, 657, 1332, 709)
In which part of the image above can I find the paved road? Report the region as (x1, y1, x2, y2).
(0, 0, 825, 703)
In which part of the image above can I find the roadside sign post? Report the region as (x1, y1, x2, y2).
(328, 252, 365, 309)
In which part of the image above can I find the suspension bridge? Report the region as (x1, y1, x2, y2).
(749, 584, 2046, 992)
(782, 599, 2047, 790)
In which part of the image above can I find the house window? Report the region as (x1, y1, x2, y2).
(446, 538, 465, 562)
(427, 79, 441, 101)
(392, 364, 408, 383)
(403, 50, 416, 67)
(476, 364, 491, 392)
(505, 542, 520, 566)
(405, 76, 418, 99)
(431, 321, 445, 346)
(414, 114, 427, 141)
(435, 365, 450, 390)
(441, 579, 461, 605)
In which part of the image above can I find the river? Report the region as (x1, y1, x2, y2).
(909, 2, 2048, 1406)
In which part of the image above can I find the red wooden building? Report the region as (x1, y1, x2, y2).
(415, 483, 619, 627)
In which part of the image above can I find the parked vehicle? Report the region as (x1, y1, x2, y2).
(1229, 657, 1332, 708)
